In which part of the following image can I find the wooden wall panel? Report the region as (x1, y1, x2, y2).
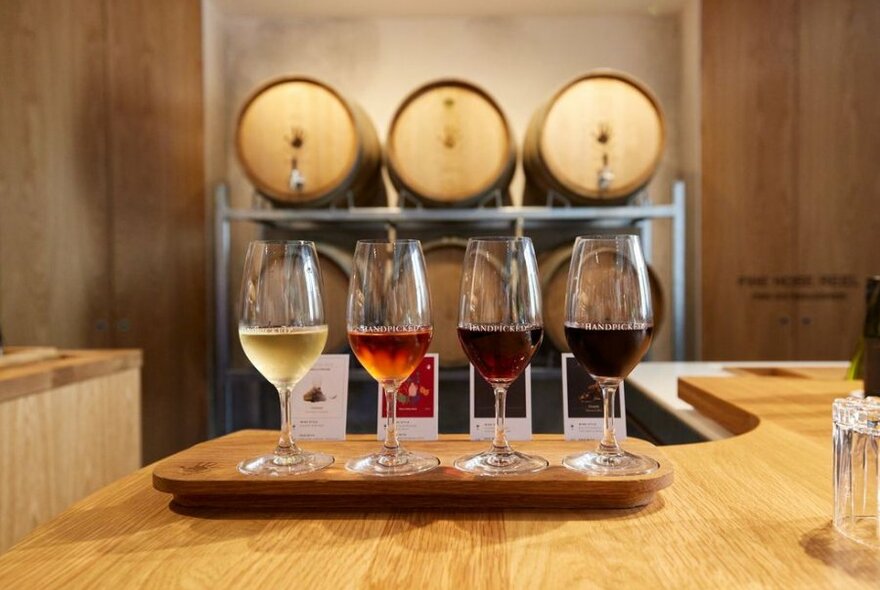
(793, 0, 880, 359)
(0, 0, 112, 350)
(105, 0, 206, 463)
(701, 0, 798, 360)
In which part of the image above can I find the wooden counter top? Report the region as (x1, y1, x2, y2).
(0, 373, 877, 588)
(0, 348, 142, 402)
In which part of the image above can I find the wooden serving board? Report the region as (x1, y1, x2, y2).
(0, 346, 59, 370)
(153, 430, 673, 510)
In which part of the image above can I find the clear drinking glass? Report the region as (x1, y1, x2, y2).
(346, 239, 439, 476)
(833, 396, 880, 547)
(454, 237, 548, 476)
(237, 240, 334, 476)
(563, 235, 659, 476)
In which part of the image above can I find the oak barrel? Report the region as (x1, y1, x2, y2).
(236, 77, 383, 207)
(423, 238, 469, 367)
(386, 80, 516, 207)
(523, 70, 665, 206)
(315, 243, 352, 352)
(539, 243, 665, 352)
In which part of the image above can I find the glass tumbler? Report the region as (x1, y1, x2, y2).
(833, 396, 880, 547)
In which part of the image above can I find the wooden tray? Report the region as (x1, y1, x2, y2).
(0, 346, 59, 370)
(153, 430, 674, 510)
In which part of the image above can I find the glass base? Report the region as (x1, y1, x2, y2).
(345, 448, 439, 477)
(454, 448, 549, 476)
(563, 449, 659, 476)
(834, 516, 880, 548)
(238, 451, 334, 476)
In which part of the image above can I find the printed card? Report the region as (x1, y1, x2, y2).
(561, 353, 627, 440)
(377, 353, 439, 441)
(469, 365, 533, 441)
(291, 354, 349, 440)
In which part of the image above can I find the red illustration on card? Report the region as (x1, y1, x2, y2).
(382, 356, 435, 418)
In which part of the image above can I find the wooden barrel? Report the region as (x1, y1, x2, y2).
(423, 238, 469, 367)
(236, 76, 384, 207)
(539, 244, 665, 352)
(315, 243, 352, 353)
(386, 80, 516, 207)
(523, 70, 665, 206)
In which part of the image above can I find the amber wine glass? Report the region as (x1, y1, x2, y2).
(238, 241, 333, 476)
(346, 239, 439, 476)
(563, 235, 658, 476)
(454, 237, 548, 476)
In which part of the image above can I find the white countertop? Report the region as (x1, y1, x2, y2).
(627, 361, 849, 440)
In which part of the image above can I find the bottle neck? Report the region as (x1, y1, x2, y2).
(865, 279, 880, 338)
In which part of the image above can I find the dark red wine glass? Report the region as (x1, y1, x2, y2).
(454, 237, 548, 476)
(563, 234, 659, 476)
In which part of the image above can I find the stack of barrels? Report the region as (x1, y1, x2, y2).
(235, 70, 666, 361)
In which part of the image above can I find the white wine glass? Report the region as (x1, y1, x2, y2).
(237, 240, 333, 476)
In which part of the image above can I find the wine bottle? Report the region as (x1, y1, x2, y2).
(858, 277, 880, 396)
(846, 338, 863, 381)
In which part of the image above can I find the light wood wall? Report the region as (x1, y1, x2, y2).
(0, 0, 113, 350)
(701, 0, 880, 360)
(105, 0, 207, 463)
(0, 0, 206, 463)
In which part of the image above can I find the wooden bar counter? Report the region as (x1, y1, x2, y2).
(0, 349, 142, 553)
(0, 369, 877, 588)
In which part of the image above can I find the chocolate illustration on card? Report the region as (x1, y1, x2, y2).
(292, 354, 350, 440)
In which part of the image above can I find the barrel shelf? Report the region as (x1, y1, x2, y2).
(211, 181, 686, 436)
(222, 194, 680, 226)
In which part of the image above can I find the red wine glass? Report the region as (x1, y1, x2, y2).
(563, 235, 659, 476)
(346, 239, 439, 476)
(454, 237, 548, 476)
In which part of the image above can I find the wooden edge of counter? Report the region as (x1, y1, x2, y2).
(722, 366, 848, 381)
(0, 349, 143, 402)
(677, 377, 760, 435)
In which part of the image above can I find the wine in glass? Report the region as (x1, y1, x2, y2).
(454, 237, 548, 476)
(563, 234, 659, 476)
(237, 240, 334, 476)
(346, 239, 440, 476)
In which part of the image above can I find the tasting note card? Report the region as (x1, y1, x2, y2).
(377, 353, 439, 441)
(561, 353, 627, 441)
(292, 354, 350, 440)
(469, 365, 533, 441)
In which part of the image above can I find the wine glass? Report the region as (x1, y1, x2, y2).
(346, 239, 439, 476)
(563, 234, 659, 476)
(237, 240, 334, 476)
(454, 237, 548, 476)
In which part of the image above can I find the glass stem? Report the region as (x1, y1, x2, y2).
(597, 380, 623, 456)
(274, 385, 302, 462)
(381, 382, 405, 465)
(492, 385, 513, 454)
